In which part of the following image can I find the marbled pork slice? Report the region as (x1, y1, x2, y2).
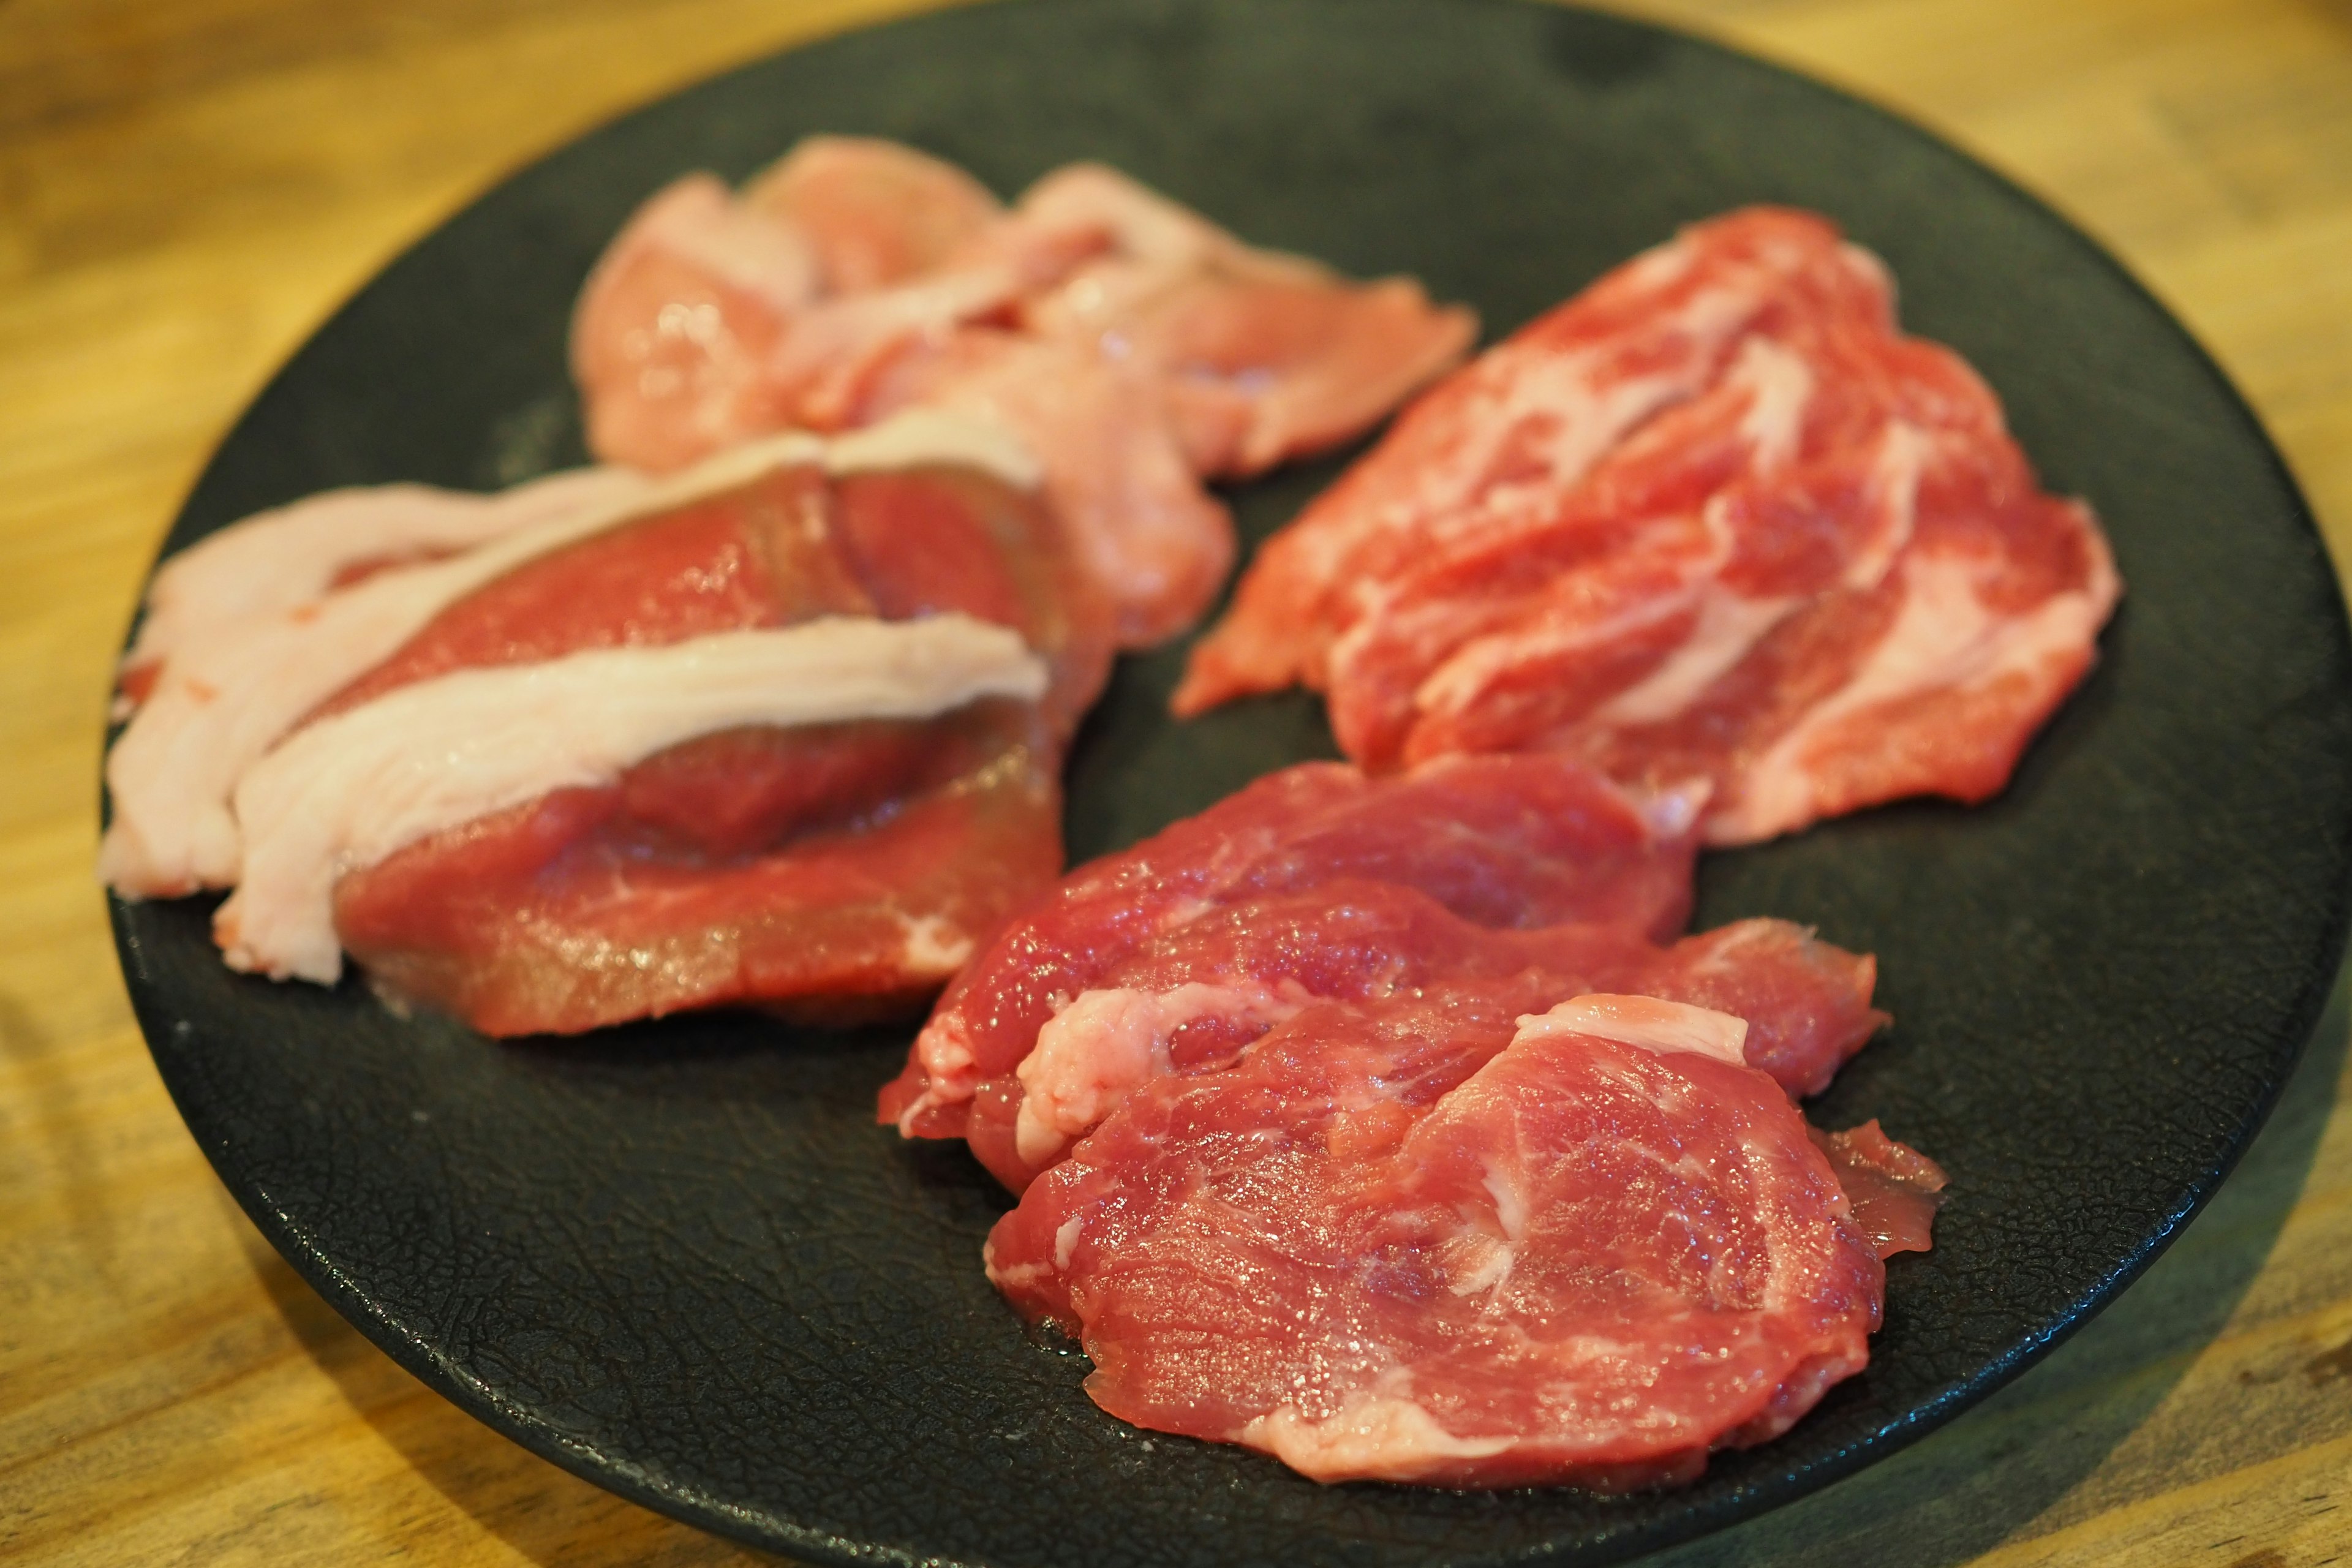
(877, 753, 1705, 1137)
(1175, 206, 2118, 845)
(987, 990, 1920, 1488)
(962, 878, 1884, 1193)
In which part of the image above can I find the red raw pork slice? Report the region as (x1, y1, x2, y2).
(877, 753, 1707, 1139)
(571, 141, 1474, 646)
(955, 880, 1885, 1193)
(314, 458, 1107, 1035)
(1175, 206, 2121, 845)
(988, 989, 1924, 1487)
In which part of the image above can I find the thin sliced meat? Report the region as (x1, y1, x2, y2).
(851, 329, 1236, 646)
(217, 617, 1045, 984)
(744, 136, 1003, 293)
(1175, 206, 2118, 845)
(987, 989, 1917, 1488)
(104, 420, 1110, 1035)
(1811, 1120, 1950, 1258)
(115, 466, 657, 709)
(336, 699, 1060, 1035)
(879, 753, 1705, 1139)
(99, 418, 1074, 901)
(570, 142, 1474, 647)
(961, 876, 1882, 1193)
(1000, 164, 1476, 476)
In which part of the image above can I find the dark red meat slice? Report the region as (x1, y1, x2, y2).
(1811, 1120, 1950, 1258)
(877, 753, 1704, 1137)
(337, 703, 1058, 1035)
(987, 986, 1909, 1487)
(311, 461, 1107, 1035)
(955, 878, 1883, 1193)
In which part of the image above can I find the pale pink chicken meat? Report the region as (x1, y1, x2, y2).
(1175, 207, 2120, 844)
(570, 139, 1475, 646)
(986, 989, 1936, 1488)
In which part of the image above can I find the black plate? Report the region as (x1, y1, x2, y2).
(110, 1, 2352, 1564)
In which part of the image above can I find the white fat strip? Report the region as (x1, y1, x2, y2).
(99, 429, 822, 897)
(1411, 559, 1712, 725)
(212, 615, 1046, 985)
(98, 410, 1039, 899)
(1591, 420, 1924, 730)
(1514, 994, 1750, 1066)
(119, 467, 658, 686)
(1013, 981, 1305, 1166)
(1591, 589, 1797, 726)
(1714, 526, 2121, 844)
(1727, 336, 1815, 474)
(824, 407, 1041, 490)
(1240, 1396, 1513, 1483)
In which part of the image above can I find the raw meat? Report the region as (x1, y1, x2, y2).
(1175, 206, 2120, 844)
(878, 753, 1708, 1140)
(104, 416, 1112, 1035)
(953, 880, 1883, 1193)
(99, 415, 1069, 900)
(987, 990, 1924, 1487)
(571, 140, 1474, 646)
(217, 616, 1045, 984)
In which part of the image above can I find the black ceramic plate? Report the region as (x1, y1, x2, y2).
(110, 2, 2352, 1564)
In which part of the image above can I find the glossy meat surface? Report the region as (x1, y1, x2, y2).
(571, 140, 1474, 646)
(879, 753, 1706, 1137)
(954, 881, 1883, 1193)
(1177, 207, 2119, 843)
(986, 989, 1903, 1487)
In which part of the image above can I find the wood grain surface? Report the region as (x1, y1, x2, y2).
(4, 0, 2351, 1562)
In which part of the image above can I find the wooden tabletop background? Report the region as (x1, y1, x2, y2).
(5, 0, 2351, 1562)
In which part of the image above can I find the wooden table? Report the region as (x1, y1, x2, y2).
(5, 0, 2350, 1561)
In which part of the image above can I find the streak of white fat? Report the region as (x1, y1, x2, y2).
(1053, 1214, 1086, 1272)
(122, 467, 657, 676)
(1240, 1396, 1513, 1482)
(899, 914, 976, 975)
(1590, 419, 1924, 729)
(1725, 336, 1815, 474)
(1714, 537, 2119, 844)
(1841, 423, 1928, 592)
(1409, 562, 1708, 722)
(1013, 981, 1307, 1166)
(212, 616, 1048, 984)
(1515, 995, 1749, 1067)
(1592, 589, 1798, 726)
(95, 431, 829, 897)
(824, 407, 1042, 491)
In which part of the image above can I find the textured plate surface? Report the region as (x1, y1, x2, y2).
(110, 1, 2352, 1564)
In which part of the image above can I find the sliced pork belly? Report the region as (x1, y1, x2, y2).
(878, 753, 1706, 1140)
(218, 617, 1045, 986)
(987, 990, 1926, 1488)
(104, 413, 1111, 1034)
(1176, 207, 2120, 844)
(570, 140, 1474, 646)
(115, 466, 656, 710)
(958, 876, 1883, 1193)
